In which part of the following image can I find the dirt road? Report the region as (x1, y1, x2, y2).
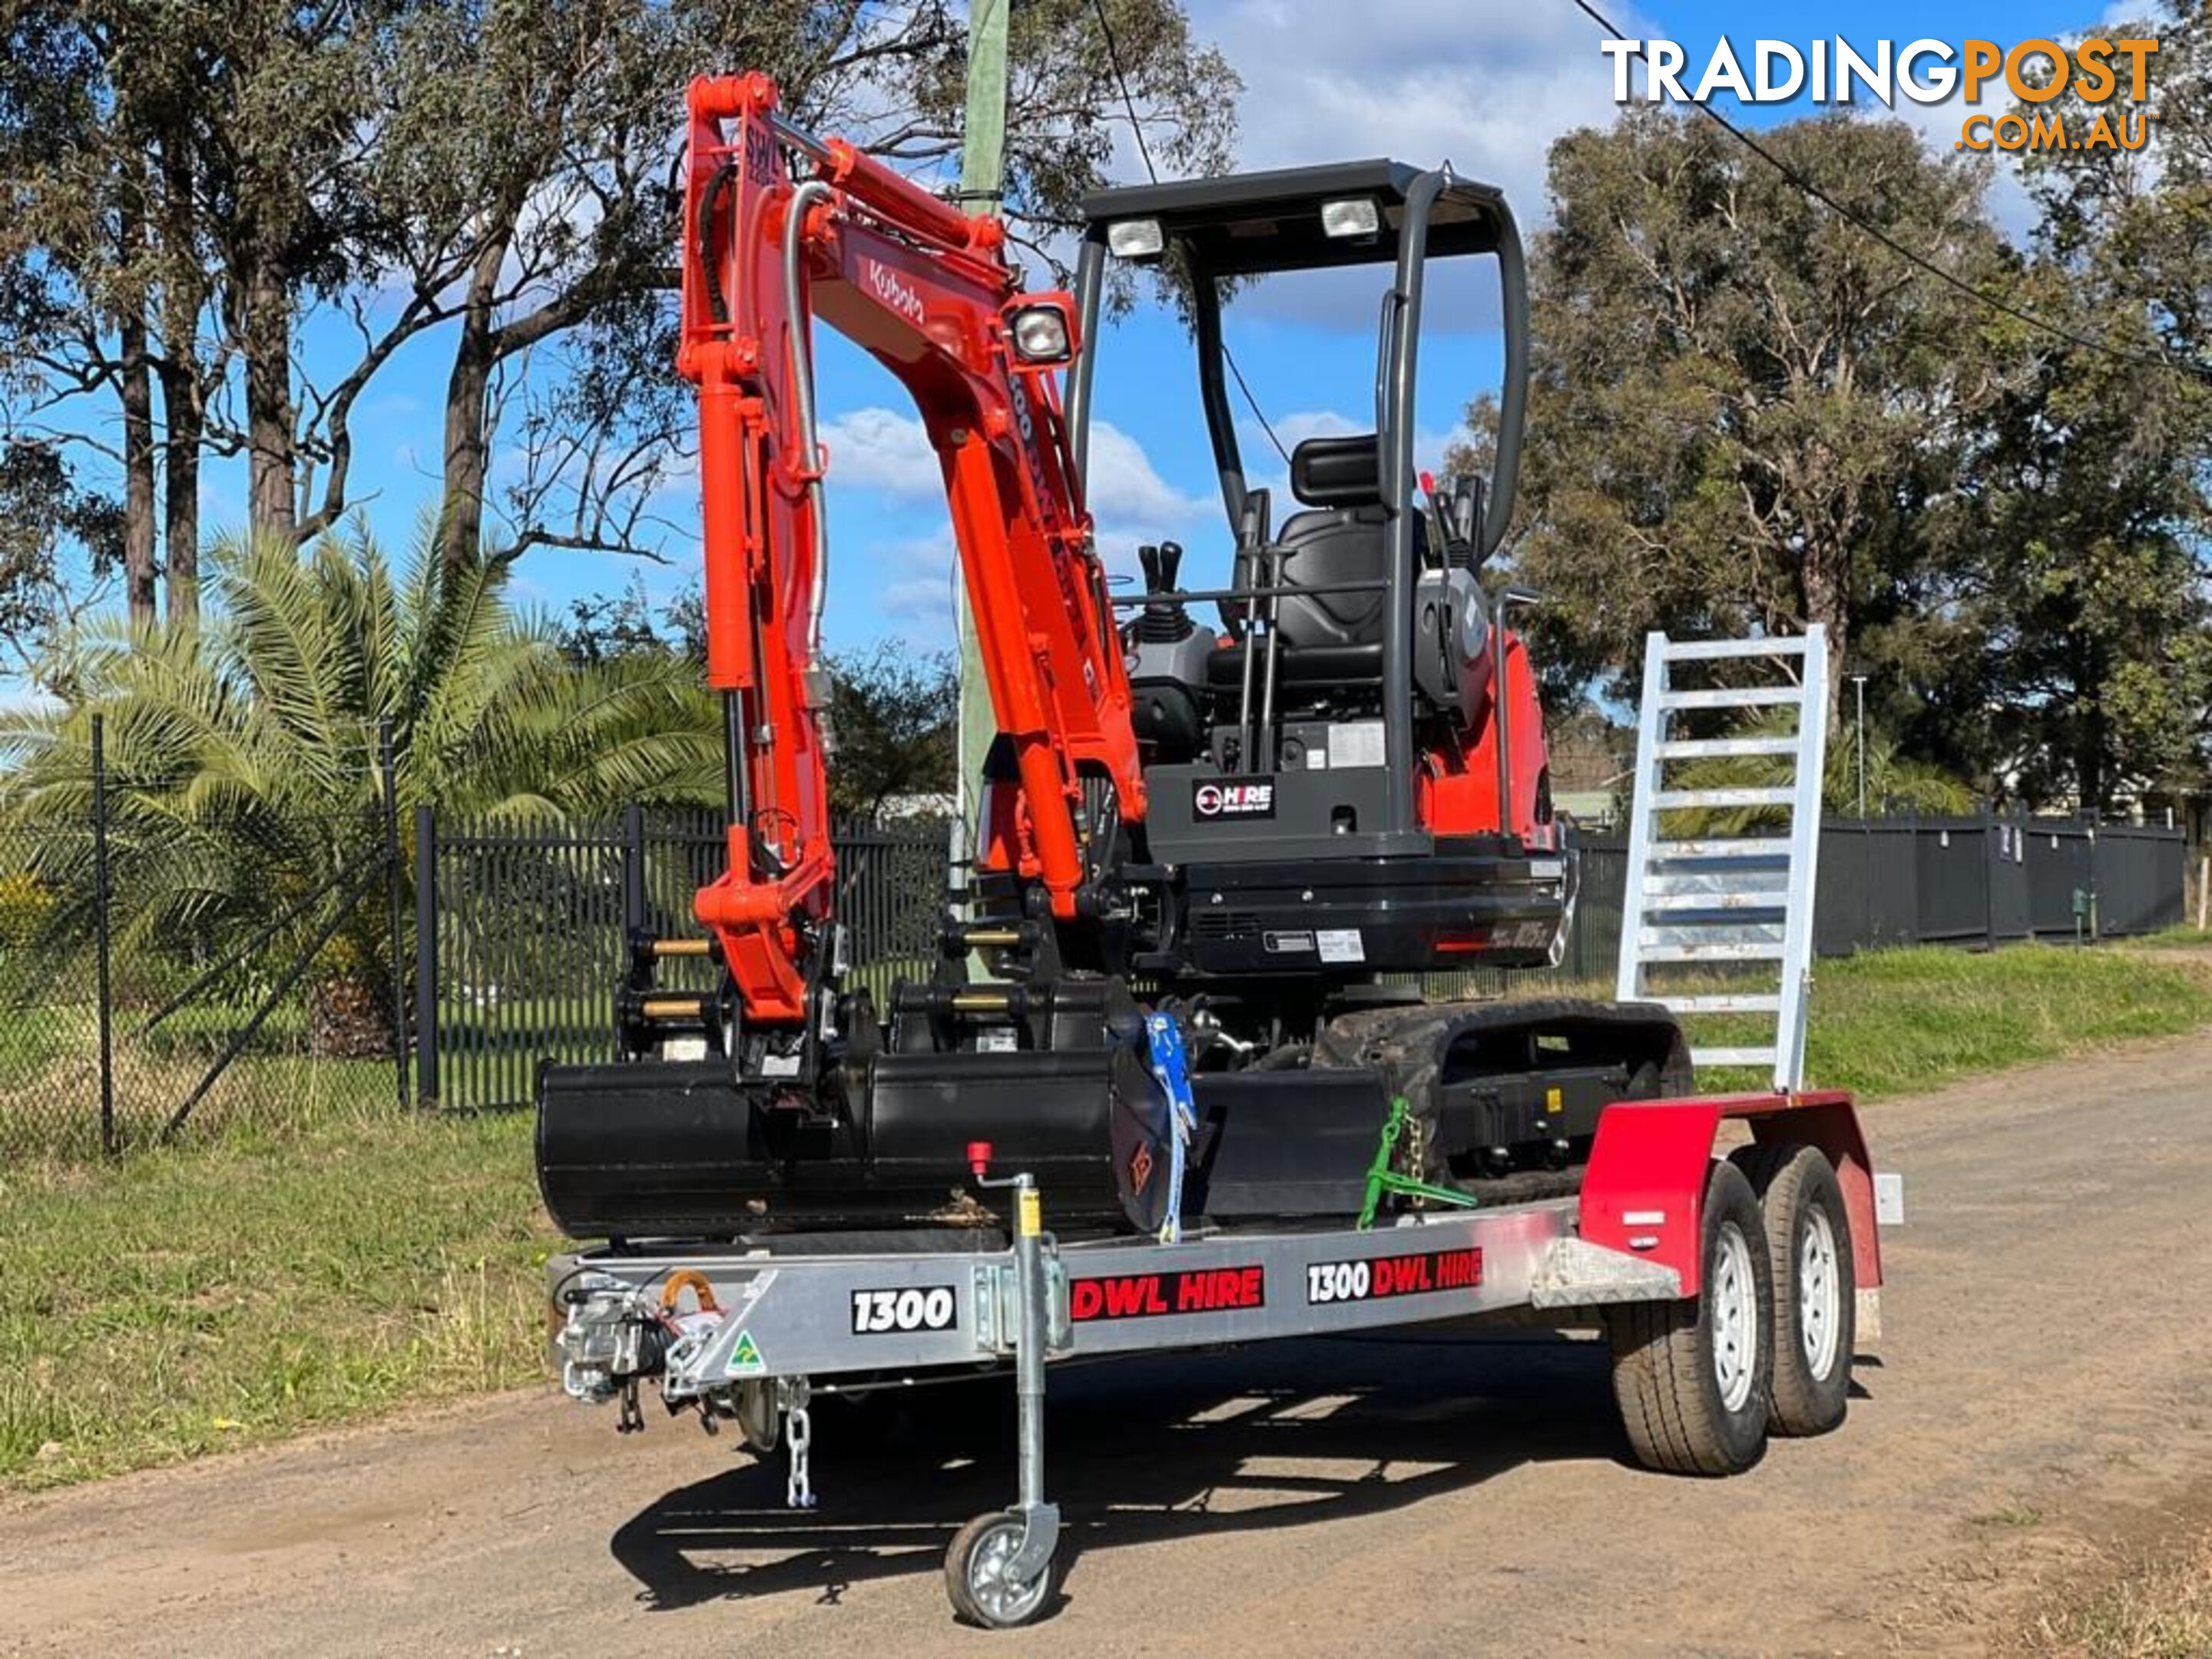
(7, 1032, 2212, 1657)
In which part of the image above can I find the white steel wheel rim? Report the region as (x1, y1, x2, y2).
(1710, 1220, 1759, 1413)
(966, 1521, 1048, 1624)
(1798, 1205, 1843, 1379)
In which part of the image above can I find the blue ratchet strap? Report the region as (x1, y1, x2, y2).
(1142, 1012, 1200, 1243)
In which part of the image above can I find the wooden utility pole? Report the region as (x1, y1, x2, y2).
(953, 0, 1009, 842)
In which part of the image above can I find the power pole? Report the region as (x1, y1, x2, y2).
(953, 0, 1009, 842)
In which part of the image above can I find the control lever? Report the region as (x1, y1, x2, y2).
(1421, 470, 1485, 568)
(1220, 489, 1272, 640)
(1137, 543, 1162, 594)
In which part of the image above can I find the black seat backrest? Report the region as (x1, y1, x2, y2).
(1290, 433, 1383, 508)
(1273, 433, 1411, 649)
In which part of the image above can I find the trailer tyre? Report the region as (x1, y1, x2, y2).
(1730, 1142, 1855, 1437)
(1607, 1159, 1772, 1475)
(945, 1510, 1058, 1629)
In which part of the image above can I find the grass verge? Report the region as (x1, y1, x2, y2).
(0, 1109, 551, 1492)
(1792, 943, 2212, 1099)
(3, 941, 2209, 1495)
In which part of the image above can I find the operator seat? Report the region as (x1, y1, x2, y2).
(1203, 434, 1421, 704)
(1270, 432, 1396, 648)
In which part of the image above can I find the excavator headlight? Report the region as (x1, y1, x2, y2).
(1321, 197, 1382, 240)
(1007, 302, 1075, 366)
(1106, 217, 1165, 260)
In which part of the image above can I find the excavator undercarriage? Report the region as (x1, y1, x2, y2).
(535, 79, 1689, 1244)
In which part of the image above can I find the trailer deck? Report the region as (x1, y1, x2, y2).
(548, 1088, 1885, 1628)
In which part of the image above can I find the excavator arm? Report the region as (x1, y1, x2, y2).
(679, 73, 1145, 1027)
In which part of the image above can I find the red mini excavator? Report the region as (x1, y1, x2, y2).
(535, 73, 1688, 1241)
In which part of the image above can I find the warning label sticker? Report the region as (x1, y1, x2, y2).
(1316, 929, 1365, 963)
(1304, 1247, 1483, 1306)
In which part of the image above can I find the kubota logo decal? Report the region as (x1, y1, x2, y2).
(1193, 778, 1274, 820)
(865, 258, 925, 323)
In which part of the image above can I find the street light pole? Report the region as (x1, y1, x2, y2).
(952, 0, 1009, 846)
(1851, 674, 1868, 819)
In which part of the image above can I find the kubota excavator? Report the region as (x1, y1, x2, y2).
(535, 72, 1689, 1242)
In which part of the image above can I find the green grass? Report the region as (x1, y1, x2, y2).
(1526, 942, 2212, 1101)
(3, 939, 2209, 1495)
(2027, 1528, 2212, 1657)
(1793, 945, 2212, 1099)
(2123, 923, 2212, 950)
(0, 1109, 551, 1492)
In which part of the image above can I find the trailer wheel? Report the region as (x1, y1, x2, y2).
(1607, 1159, 1773, 1475)
(945, 1510, 1057, 1629)
(1731, 1142, 1856, 1436)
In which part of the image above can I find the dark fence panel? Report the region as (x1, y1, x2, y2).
(2025, 823, 2097, 938)
(1813, 820, 1921, 956)
(2097, 825, 2186, 935)
(1989, 823, 2032, 942)
(423, 814, 629, 1116)
(1912, 819, 1994, 943)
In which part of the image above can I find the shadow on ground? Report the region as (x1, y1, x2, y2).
(609, 1326, 1626, 1615)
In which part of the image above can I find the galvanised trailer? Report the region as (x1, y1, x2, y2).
(548, 1087, 1883, 1628)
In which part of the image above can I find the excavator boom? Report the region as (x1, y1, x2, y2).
(679, 73, 1143, 1027)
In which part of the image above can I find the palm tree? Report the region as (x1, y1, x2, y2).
(0, 527, 721, 1053)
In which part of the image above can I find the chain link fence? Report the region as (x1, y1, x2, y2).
(0, 717, 408, 1162)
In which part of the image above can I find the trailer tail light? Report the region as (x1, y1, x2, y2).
(1432, 931, 1493, 954)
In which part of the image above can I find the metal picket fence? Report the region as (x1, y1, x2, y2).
(415, 808, 952, 1111)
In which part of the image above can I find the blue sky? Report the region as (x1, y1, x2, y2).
(106, 0, 2141, 661)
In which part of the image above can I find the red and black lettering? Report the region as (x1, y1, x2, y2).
(1305, 1247, 1483, 1305)
(1069, 1265, 1267, 1323)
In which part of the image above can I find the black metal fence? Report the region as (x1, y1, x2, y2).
(1, 776, 2190, 1161)
(416, 809, 951, 1111)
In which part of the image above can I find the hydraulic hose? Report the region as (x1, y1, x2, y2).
(784, 178, 836, 670)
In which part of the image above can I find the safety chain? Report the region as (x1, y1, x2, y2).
(783, 1379, 817, 1509)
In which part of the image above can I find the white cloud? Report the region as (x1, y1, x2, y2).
(817, 406, 942, 497)
(1180, 0, 2125, 264)
(1194, 0, 1644, 220)
(1084, 420, 1214, 526)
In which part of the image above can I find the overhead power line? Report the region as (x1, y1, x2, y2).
(1566, 0, 2212, 383)
(1089, 0, 1293, 463)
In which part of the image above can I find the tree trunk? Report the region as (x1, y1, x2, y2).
(118, 310, 158, 631)
(241, 253, 298, 545)
(1800, 540, 1850, 734)
(437, 234, 508, 569)
(157, 354, 203, 623)
(157, 135, 204, 620)
(2075, 632, 2107, 815)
